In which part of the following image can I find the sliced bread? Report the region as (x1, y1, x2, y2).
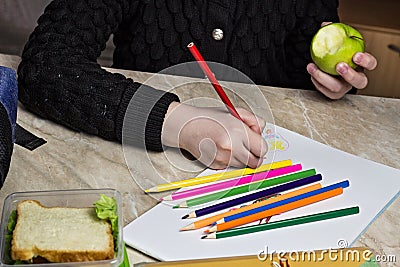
(11, 200, 114, 262)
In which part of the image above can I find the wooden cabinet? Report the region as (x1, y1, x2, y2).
(352, 25, 400, 98)
(339, 0, 400, 98)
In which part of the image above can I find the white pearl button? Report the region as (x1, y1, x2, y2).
(212, 28, 224, 41)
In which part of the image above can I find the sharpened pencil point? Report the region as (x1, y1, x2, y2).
(173, 205, 179, 209)
(208, 226, 217, 233)
(187, 212, 197, 219)
(203, 229, 209, 234)
(203, 233, 216, 239)
(181, 214, 189, 219)
(175, 202, 187, 208)
(144, 187, 157, 193)
(180, 223, 195, 231)
(162, 194, 173, 201)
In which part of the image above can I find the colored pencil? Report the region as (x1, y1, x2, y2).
(216, 180, 349, 224)
(181, 174, 322, 219)
(187, 42, 242, 121)
(201, 206, 360, 239)
(145, 159, 292, 193)
(175, 169, 317, 208)
(163, 164, 302, 201)
(207, 187, 344, 233)
(180, 183, 321, 231)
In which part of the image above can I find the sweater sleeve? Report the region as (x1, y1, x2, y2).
(284, 0, 339, 89)
(0, 104, 12, 188)
(17, 0, 179, 151)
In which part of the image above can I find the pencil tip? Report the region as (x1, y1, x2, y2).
(201, 235, 206, 239)
(162, 195, 173, 201)
(181, 214, 189, 219)
(203, 229, 209, 234)
(159, 197, 163, 201)
(187, 212, 197, 219)
(174, 202, 187, 208)
(173, 205, 179, 209)
(144, 187, 157, 193)
(180, 223, 195, 231)
(208, 226, 217, 233)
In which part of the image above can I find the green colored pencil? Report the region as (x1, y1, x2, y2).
(174, 169, 316, 208)
(202, 206, 360, 239)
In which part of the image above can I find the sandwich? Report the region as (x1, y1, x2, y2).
(6, 195, 118, 264)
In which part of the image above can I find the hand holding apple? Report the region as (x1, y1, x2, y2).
(311, 23, 365, 75)
(307, 22, 378, 100)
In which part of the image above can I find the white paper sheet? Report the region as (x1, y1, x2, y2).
(124, 125, 400, 261)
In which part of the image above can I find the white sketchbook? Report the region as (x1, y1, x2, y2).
(124, 125, 400, 261)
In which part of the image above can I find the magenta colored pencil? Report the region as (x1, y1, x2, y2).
(162, 164, 302, 201)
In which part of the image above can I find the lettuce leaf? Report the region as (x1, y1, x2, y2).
(94, 194, 130, 267)
(94, 194, 118, 251)
(5, 210, 17, 264)
(4, 210, 23, 265)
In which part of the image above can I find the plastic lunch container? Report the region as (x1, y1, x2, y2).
(0, 188, 124, 267)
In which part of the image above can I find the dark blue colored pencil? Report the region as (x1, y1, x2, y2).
(220, 180, 349, 223)
(183, 174, 322, 219)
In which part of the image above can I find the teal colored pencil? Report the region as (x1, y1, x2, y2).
(202, 206, 360, 239)
(174, 169, 316, 208)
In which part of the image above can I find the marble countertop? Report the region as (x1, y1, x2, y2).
(0, 54, 399, 265)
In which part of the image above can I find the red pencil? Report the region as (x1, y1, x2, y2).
(187, 42, 243, 121)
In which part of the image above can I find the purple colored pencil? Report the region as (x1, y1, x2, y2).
(185, 174, 322, 218)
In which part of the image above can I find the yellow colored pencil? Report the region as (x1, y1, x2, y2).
(144, 159, 292, 193)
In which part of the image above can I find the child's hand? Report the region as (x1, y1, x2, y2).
(162, 102, 268, 169)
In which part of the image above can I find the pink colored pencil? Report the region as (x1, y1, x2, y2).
(161, 164, 302, 201)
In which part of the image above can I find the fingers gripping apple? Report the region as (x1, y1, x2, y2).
(311, 23, 365, 75)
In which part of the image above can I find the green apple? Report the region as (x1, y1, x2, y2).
(310, 23, 365, 75)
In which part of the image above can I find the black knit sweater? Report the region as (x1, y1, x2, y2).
(18, 0, 339, 151)
(0, 104, 12, 187)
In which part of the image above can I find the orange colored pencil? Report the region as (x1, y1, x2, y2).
(207, 187, 343, 233)
(180, 183, 322, 231)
